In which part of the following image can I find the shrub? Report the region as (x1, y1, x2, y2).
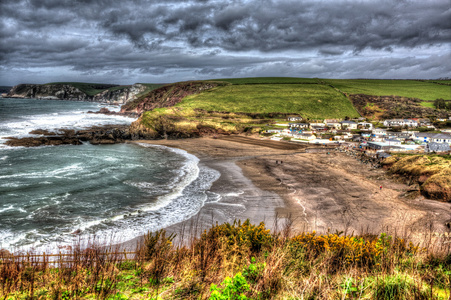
(209, 272, 250, 300)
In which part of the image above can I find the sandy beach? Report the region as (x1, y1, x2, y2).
(127, 136, 451, 248)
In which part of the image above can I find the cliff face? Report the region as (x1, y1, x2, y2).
(121, 81, 229, 114)
(7, 83, 148, 104)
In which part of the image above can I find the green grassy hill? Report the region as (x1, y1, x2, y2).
(179, 83, 359, 119)
(213, 77, 320, 85)
(128, 77, 450, 138)
(323, 79, 451, 100)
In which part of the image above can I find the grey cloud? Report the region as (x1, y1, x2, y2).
(1, 0, 450, 85)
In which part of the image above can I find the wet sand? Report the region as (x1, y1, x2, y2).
(125, 136, 451, 248)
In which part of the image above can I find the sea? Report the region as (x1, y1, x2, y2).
(0, 98, 220, 251)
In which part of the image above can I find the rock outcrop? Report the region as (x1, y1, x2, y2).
(3, 125, 131, 147)
(6, 83, 149, 104)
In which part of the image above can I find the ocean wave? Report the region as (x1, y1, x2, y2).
(0, 142, 221, 253)
(0, 104, 134, 142)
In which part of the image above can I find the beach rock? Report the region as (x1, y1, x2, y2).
(90, 139, 116, 145)
(87, 108, 138, 118)
(5, 125, 131, 147)
(4, 136, 82, 147)
(29, 129, 57, 135)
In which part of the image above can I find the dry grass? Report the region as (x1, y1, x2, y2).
(1, 219, 450, 299)
(383, 154, 451, 201)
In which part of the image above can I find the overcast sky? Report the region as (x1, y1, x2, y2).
(1, 0, 450, 86)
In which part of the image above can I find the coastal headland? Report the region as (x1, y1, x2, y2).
(130, 136, 451, 248)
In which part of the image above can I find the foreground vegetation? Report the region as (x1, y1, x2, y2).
(383, 154, 451, 202)
(1, 220, 450, 299)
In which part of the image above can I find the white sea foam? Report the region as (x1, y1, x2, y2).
(0, 140, 221, 253)
(0, 205, 14, 213)
(0, 163, 84, 179)
(64, 144, 203, 236)
(37, 144, 221, 252)
(0, 103, 134, 144)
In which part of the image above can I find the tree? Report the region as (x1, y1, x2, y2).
(433, 98, 446, 109)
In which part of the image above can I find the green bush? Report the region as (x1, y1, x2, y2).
(209, 272, 250, 300)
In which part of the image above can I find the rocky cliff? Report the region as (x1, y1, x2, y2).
(121, 81, 229, 114)
(6, 83, 149, 104)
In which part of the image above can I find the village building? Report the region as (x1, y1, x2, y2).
(266, 129, 284, 134)
(288, 123, 309, 130)
(372, 128, 387, 136)
(383, 119, 419, 128)
(383, 138, 402, 146)
(426, 142, 451, 152)
(358, 122, 373, 130)
(293, 133, 316, 140)
(324, 119, 341, 129)
(413, 133, 451, 144)
(386, 132, 412, 141)
(287, 116, 302, 122)
(340, 120, 358, 130)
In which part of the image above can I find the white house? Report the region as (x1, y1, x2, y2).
(431, 134, 451, 144)
(287, 116, 302, 122)
(384, 138, 402, 146)
(310, 122, 326, 127)
(266, 129, 284, 134)
(289, 123, 309, 129)
(324, 119, 342, 129)
(295, 133, 316, 140)
(383, 119, 419, 128)
(413, 133, 451, 144)
(372, 128, 387, 136)
(340, 120, 358, 130)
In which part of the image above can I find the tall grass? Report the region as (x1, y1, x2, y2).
(1, 219, 450, 299)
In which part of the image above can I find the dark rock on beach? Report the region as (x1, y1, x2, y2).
(5, 136, 82, 147)
(3, 125, 131, 147)
(87, 107, 138, 118)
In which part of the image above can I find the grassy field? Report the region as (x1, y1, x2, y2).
(178, 84, 360, 119)
(211, 77, 320, 85)
(421, 101, 436, 108)
(324, 79, 451, 100)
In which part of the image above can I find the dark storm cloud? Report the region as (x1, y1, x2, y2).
(0, 0, 450, 85)
(86, 0, 450, 52)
